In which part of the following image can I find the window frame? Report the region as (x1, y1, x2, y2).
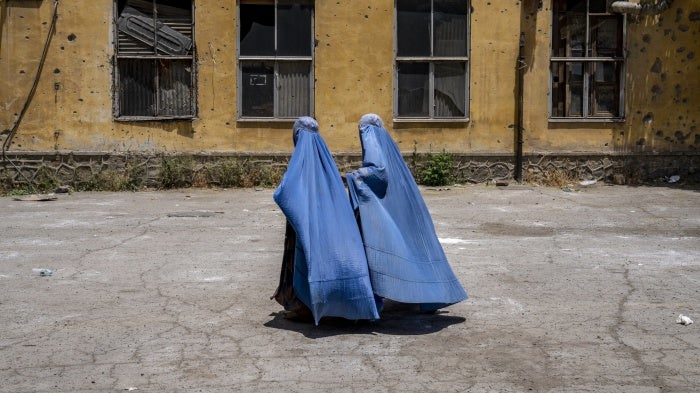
(393, 0, 471, 122)
(112, 0, 198, 121)
(549, 0, 626, 123)
(236, 0, 315, 122)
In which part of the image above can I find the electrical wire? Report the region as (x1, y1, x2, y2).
(1, 0, 59, 190)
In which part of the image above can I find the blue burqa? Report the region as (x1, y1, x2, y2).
(273, 117, 380, 325)
(346, 114, 468, 309)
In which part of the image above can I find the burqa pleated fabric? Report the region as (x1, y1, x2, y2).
(346, 114, 468, 309)
(273, 117, 380, 325)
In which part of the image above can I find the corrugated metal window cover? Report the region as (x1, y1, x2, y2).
(118, 6, 192, 55)
(115, 0, 196, 120)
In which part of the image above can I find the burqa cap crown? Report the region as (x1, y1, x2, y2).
(359, 113, 384, 130)
(293, 116, 319, 144)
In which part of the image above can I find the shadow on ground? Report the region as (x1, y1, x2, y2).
(264, 300, 466, 338)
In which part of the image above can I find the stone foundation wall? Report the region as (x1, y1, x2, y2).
(1, 151, 698, 191)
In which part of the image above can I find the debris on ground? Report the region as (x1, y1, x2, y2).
(54, 185, 73, 193)
(32, 268, 54, 277)
(13, 194, 58, 201)
(676, 314, 693, 325)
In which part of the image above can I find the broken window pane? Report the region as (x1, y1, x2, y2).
(434, 62, 466, 117)
(550, 1, 623, 119)
(551, 62, 566, 117)
(397, 0, 430, 57)
(241, 62, 274, 117)
(240, 4, 275, 56)
(397, 62, 429, 117)
(551, 61, 584, 117)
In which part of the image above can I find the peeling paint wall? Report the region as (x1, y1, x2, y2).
(1, 0, 698, 156)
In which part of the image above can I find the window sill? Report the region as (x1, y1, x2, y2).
(237, 117, 299, 123)
(548, 117, 625, 123)
(115, 116, 196, 122)
(392, 117, 470, 124)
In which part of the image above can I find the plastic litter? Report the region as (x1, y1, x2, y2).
(666, 175, 680, 183)
(676, 314, 693, 325)
(579, 179, 597, 186)
(32, 268, 54, 276)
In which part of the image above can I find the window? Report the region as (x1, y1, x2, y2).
(550, 0, 625, 120)
(238, 0, 313, 119)
(395, 0, 470, 120)
(114, 0, 196, 120)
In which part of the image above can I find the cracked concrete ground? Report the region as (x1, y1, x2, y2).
(0, 184, 698, 392)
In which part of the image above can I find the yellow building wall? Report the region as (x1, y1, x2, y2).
(523, 0, 699, 154)
(1, 0, 698, 155)
(623, 5, 700, 153)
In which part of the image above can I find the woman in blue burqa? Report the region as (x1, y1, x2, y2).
(345, 114, 468, 312)
(272, 117, 380, 325)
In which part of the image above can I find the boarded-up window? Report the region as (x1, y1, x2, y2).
(395, 0, 470, 120)
(550, 0, 624, 120)
(114, 0, 196, 119)
(238, 0, 313, 119)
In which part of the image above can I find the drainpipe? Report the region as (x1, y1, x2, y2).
(515, 32, 525, 183)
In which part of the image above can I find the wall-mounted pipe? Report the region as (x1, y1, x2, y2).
(611, 1, 642, 13)
(611, 1, 675, 15)
(515, 32, 525, 183)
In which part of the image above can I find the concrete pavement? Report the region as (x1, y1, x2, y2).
(0, 184, 698, 392)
